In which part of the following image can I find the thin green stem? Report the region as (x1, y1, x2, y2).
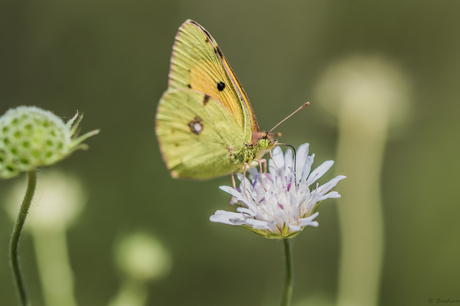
(10, 170, 37, 306)
(281, 238, 293, 306)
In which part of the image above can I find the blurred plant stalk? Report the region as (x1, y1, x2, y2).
(108, 279, 148, 306)
(109, 232, 172, 306)
(5, 171, 86, 306)
(315, 55, 411, 306)
(335, 98, 387, 306)
(32, 226, 78, 306)
(9, 170, 36, 306)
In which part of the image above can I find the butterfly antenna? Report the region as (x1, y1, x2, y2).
(268, 102, 310, 134)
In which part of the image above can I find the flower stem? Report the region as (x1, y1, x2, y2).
(10, 170, 37, 306)
(281, 238, 293, 306)
(32, 228, 78, 306)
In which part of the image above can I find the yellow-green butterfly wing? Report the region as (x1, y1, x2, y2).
(156, 20, 276, 180)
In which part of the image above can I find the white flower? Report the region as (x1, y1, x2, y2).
(210, 143, 346, 239)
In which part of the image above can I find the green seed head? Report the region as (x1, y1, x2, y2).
(0, 106, 99, 179)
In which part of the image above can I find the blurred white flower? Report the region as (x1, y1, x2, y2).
(315, 55, 412, 131)
(115, 232, 172, 281)
(5, 170, 86, 231)
(109, 232, 172, 306)
(210, 144, 345, 239)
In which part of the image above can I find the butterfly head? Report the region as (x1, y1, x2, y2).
(253, 131, 281, 152)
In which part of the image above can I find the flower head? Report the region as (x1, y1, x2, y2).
(0, 106, 99, 179)
(210, 144, 346, 239)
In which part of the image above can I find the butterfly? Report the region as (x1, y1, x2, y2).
(156, 20, 293, 180)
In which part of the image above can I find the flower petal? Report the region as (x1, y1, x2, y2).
(248, 167, 258, 180)
(219, 186, 253, 208)
(288, 224, 302, 232)
(298, 212, 320, 227)
(319, 191, 341, 201)
(268, 220, 279, 233)
(269, 159, 278, 177)
(317, 175, 347, 195)
(295, 143, 310, 182)
(284, 148, 293, 172)
(236, 207, 256, 217)
(245, 218, 270, 229)
(301, 154, 315, 182)
(306, 160, 334, 186)
(210, 210, 245, 225)
(219, 186, 241, 198)
(271, 146, 284, 169)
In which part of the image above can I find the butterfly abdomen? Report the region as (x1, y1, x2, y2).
(230, 144, 263, 169)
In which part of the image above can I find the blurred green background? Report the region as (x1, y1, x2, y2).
(1, 1, 459, 305)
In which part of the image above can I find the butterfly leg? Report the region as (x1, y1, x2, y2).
(255, 159, 267, 191)
(256, 159, 267, 173)
(269, 150, 281, 171)
(243, 163, 248, 197)
(230, 172, 237, 211)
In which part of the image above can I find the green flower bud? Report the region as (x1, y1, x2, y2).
(0, 106, 99, 179)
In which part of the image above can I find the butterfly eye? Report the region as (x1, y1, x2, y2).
(258, 139, 270, 149)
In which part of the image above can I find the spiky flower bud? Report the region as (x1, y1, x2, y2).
(0, 106, 99, 179)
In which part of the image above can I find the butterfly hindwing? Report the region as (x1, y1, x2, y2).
(156, 89, 245, 179)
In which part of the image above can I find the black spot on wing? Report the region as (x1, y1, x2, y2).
(203, 94, 210, 105)
(187, 84, 192, 88)
(217, 82, 225, 91)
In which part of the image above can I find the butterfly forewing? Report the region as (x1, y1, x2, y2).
(168, 20, 259, 136)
